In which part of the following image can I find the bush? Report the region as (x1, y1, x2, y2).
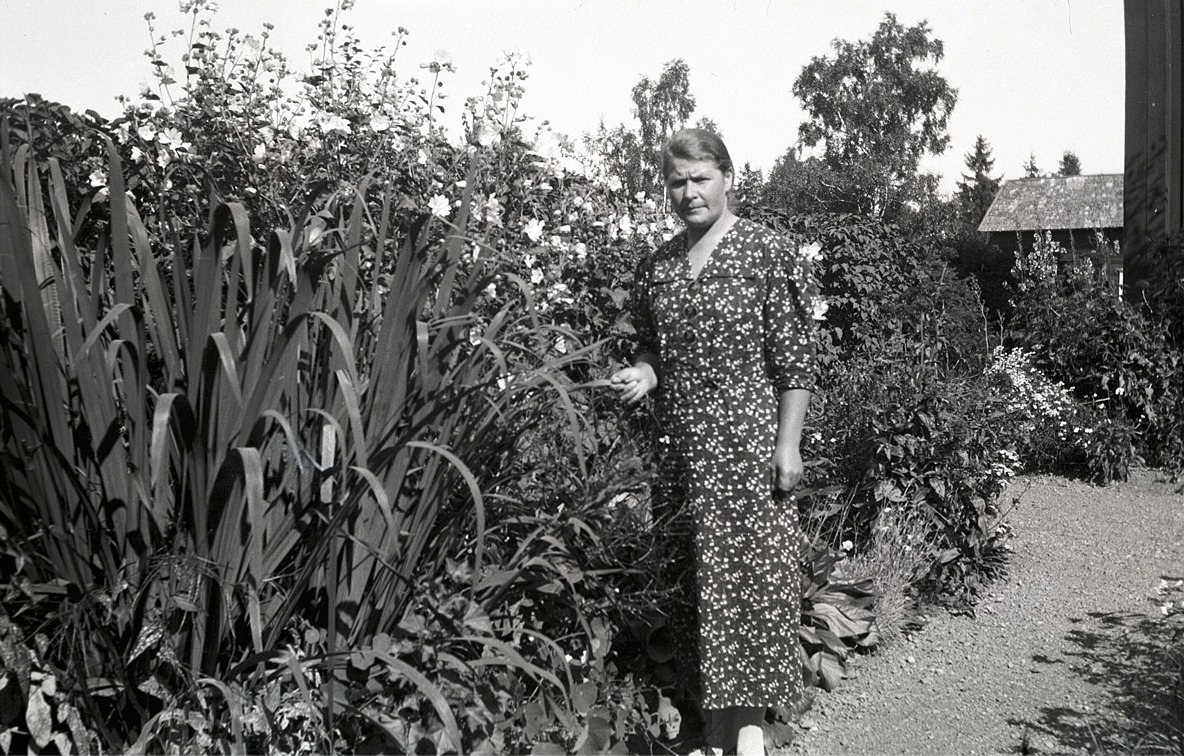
(983, 346, 1088, 472)
(0, 4, 741, 750)
(1007, 232, 1184, 481)
(10, 2, 1138, 749)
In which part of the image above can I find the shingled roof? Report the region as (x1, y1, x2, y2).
(978, 174, 1123, 232)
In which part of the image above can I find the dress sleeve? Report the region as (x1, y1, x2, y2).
(630, 255, 660, 358)
(763, 235, 818, 393)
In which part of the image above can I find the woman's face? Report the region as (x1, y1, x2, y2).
(664, 157, 733, 231)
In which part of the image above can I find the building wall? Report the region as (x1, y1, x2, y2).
(986, 228, 1125, 291)
(987, 228, 1123, 255)
(1124, 0, 1184, 294)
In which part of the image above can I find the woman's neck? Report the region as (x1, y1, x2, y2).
(685, 211, 737, 279)
(685, 209, 737, 251)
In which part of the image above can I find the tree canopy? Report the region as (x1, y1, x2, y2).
(1058, 150, 1082, 176)
(790, 12, 957, 217)
(1023, 153, 1041, 178)
(586, 58, 697, 197)
(956, 134, 1001, 226)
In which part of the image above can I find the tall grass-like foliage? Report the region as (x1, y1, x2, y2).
(0, 119, 600, 751)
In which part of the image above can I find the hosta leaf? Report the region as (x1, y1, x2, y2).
(811, 602, 873, 639)
(25, 684, 52, 747)
(812, 626, 850, 658)
(816, 652, 845, 691)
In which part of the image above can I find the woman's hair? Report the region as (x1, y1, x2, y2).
(661, 128, 734, 178)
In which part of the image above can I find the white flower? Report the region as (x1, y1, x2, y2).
(159, 127, 187, 149)
(523, 218, 545, 243)
(428, 194, 450, 219)
(530, 269, 544, 285)
(251, 143, 267, 163)
(88, 167, 106, 188)
(471, 122, 497, 147)
(606, 175, 622, 192)
(370, 115, 391, 132)
(484, 283, 498, 299)
(841, 540, 854, 552)
(811, 298, 830, 321)
(316, 112, 351, 134)
(531, 128, 563, 162)
(799, 241, 823, 262)
(136, 124, 157, 141)
(421, 48, 455, 74)
(548, 235, 562, 248)
(617, 214, 633, 237)
(574, 242, 588, 261)
(484, 195, 503, 226)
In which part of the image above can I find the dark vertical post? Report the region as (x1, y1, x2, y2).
(1124, 0, 1184, 296)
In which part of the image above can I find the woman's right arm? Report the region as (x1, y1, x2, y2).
(610, 352, 658, 403)
(610, 256, 660, 403)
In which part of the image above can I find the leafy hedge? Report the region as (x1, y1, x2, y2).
(4, 3, 1180, 754)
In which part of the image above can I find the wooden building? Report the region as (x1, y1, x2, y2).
(1124, 0, 1184, 295)
(978, 174, 1125, 283)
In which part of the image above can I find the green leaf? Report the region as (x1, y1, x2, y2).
(572, 681, 598, 715)
(25, 683, 53, 748)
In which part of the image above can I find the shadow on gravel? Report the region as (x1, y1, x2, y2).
(1006, 601, 1184, 754)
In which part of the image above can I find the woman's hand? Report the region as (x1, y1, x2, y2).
(770, 442, 803, 496)
(610, 363, 657, 404)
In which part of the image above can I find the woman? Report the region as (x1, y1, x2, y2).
(610, 129, 816, 756)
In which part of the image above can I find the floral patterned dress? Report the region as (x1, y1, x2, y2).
(631, 218, 816, 709)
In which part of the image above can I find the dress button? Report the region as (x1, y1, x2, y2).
(685, 303, 698, 317)
(684, 331, 697, 344)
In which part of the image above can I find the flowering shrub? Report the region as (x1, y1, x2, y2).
(1007, 233, 1184, 482)
(13, 1, 1164, 750)
(983, 346, 1088, 471)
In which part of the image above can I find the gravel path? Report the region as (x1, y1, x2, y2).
(786, 470, 1184, 755)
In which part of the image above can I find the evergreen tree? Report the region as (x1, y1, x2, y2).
(1023, 153, 1041, 178)
(734, 161, 764, 205)
(1058, 150, 1082, 176)
(955, 134, 1001, 226)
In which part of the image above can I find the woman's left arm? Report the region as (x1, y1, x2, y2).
(762, 233, 819, 496)
(772, 387, 811, 494)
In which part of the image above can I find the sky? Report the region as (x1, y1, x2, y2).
(0, 0, 1126, 195)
